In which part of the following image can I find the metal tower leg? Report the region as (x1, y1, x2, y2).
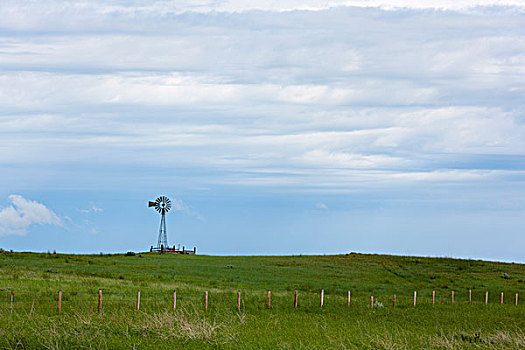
(157, 212, 168, 248)
(163, 212, 168, 247)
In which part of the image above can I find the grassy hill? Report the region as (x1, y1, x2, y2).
(1, 251, 524, 349)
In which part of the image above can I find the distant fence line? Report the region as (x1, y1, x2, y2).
(0, 288, 520, 315)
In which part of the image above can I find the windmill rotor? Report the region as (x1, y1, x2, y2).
(154, 196, 171, 213)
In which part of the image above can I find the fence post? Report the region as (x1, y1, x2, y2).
(370, 296, 374, 308)
(485, 291, 488, 305)
(501, 292, 504, 305)
(98, 289, 102, 312)
(173, 290, 177, 310)
(393, 294, 396, 309)
(451, 291, 454, 305)
(267, 290, 271, 309)
(58, 289, 62, 314)
(237, 291, 241, 311)
(11, 289, 14, 315)
(205, 291, 208, 311)
(432, 290, 435, 305)
(413, 291, 417, 307)
(137, 290, 140, 311)
(320, 289, 324, 308)
(516, 293, 518, 306)
(347, 290, 351, 307)
(294, 290, 298, 309)
(469, 289, 471, 305)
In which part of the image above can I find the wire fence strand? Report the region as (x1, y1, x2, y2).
(0, 288, 521, 315)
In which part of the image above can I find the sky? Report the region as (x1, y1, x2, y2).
(0, 1, 524, 261)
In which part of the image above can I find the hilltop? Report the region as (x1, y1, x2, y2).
(1, 251, 523, 295)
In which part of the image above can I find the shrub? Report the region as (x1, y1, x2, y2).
(125, 251, 136, 256)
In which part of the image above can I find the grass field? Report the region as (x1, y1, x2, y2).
(0, 251, 524, 349)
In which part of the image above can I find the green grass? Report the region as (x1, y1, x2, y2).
(0, 251, 524, 349)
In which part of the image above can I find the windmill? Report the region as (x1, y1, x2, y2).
(148, 196, 171, 250)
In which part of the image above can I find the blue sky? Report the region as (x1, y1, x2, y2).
(0, 1, 524, 261)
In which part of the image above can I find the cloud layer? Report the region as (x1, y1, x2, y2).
(0, 195, 62, 236)
(0, 2, 523, 193)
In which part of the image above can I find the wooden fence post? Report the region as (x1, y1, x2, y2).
(393, 294, 396, 309)
(267, 290, 271, 309)
(501, 292, 504, 305)
(136, 290, 140, 311)
(237, 291, 241, 311)
(432, 290, 435, 305)
(173, 290, 177, 310)
(58, 289, 62, 314)
(413, 291, 417, 307)
(205, 291, 208, 311)
(347, 290, 351, 307)
(451, 291, 454, 305)
(294, 290, 298, 309)
(485, 291, 488, 305)
(469, 289, 471, 305)
(320, 289, 324, 308)
(98, 289, 102, 312)
(516, 293, 518, 306)
(370, 296, 374, 308)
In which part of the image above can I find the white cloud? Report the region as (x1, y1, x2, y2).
(0, 0, 523, 31)
(79, 205, 103, 214)
(298, 150, 410, 169)
(316, 202, 329, 210)
(171, 199, 186, 211)
(0, 195, 62, 236)
(171, 198, 206, 222)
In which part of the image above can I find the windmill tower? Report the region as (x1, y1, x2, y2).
(148, 196, 171, 250)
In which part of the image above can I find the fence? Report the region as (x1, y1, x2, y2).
(0, 288, 520, 316)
